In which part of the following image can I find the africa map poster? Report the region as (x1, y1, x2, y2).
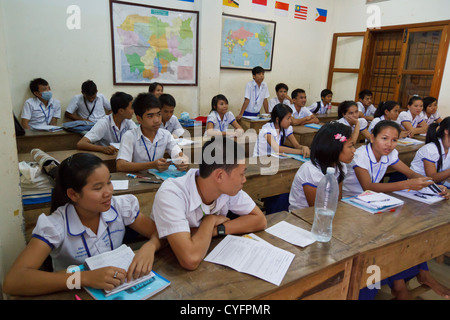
(220, 14, 276, 71)
(110, 1, 199, 85)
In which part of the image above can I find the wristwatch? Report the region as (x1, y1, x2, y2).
(217, 224, 226, 236)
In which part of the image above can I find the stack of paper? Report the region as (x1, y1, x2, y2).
(393, 188, 445, 204)
(30, 124, 63, 132)
(342, 191, 404, 214)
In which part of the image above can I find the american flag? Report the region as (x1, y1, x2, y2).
(294, 5, 308, 20)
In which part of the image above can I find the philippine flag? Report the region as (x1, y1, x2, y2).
(315, 8, 327, 22)
(274, 1, 289, 17)
(252, 0, 267, 13)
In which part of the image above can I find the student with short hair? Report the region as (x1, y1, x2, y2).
(205, 94, 244, 137)
(65, 80, 112, 123)
(422, 96, 442, 125)
(3, 153, 162, 296)
(337, 100, 370, 144)
(116, 93, 189, 173)
(268, 83, 292, 112)
(236, 66, 270, 121)
(159, 93, 185, 138)
(77, 92, 137, 155)
(357, 89, 376, 121)
(148, 82, 164, 98)
(396, 95, 428, 135)
(21, 78, 61, 129)
(289, 122, 355, 211)
(289, 88, 319, 126)
(410, 116, 450, 185)
(151, 137, 267, 270)
(253, 104, 310, 157)
(307, 89, 333, 114)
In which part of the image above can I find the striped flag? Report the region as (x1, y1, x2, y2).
(294, 5, 308, 20)
(252, 0, 267, 12)
(274, 1, 289, 17)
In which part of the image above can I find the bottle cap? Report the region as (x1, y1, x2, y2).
(326, 167, 335, 174)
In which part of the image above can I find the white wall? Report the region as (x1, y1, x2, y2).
(333, 0, 450, 117)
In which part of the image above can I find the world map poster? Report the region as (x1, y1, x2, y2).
(110, 1, 199, 85)
(221, 14, 276, 71)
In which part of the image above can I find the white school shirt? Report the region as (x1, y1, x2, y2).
(21, 97, 61, 127)
(368, 115, 385, 134)
(337, 117, 368, 132)
(290, 105, 313, 119)
(151, 169, 256, 238)
(244, 80, 270, 114)
(161, 115, 185, 137)
(396, 110, 425, 130)
(116, 126, 182, 163)
(289, 160, 346, 212)
(83, 114, 137, 146)
(421, 110, 441, 125)
(205, 111, 236, 136)
(66, 93, 112, 123)
(268, 97, 290, 112)
(357, 101, 377, 117)
(307, 101, 330, 114)
(31, 195, 139, 271)
(253, 122, 294, 157)
(343, 144, 399, 197)
(410, 138, 449, 177)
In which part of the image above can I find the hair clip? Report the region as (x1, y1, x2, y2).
(334, 133, 348, 142)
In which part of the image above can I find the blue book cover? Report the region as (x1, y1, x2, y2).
(148, 165, 187, 180)
(304, 123, 322, 130)
(68, 265, 170, 300)
(283, 153, 309, 162)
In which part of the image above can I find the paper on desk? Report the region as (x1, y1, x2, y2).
(30, 124, 63, 132)
(111, 180, 128, 190)
(265, 221, 316, 248)
(174, 138, 199, 146)
(397, 137, 424, 146)
(204, 235, 294, 286)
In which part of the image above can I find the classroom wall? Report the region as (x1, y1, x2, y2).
(333, 0, 450, 117)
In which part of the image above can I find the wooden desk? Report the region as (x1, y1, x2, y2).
(290, 125, 320, 147)
(14, 211, 356, 300)
(291, 196, 450, 299)
(18, 149, 117, 172)
(316, 113, 339, 123)
(22, 157, 303, 243)
(16, 129, 82, 153)
(238, 117, 270, 133)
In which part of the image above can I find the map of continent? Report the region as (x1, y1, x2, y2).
(112, 3, 198, 84)
(221, 16, 274, 70)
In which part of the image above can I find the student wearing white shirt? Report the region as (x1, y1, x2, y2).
(159, 93, 185, 138)
(21, 78, 61, 129)
(236, 66, 270, 120)
(116, 93, 189, 173)
(307, 89, 333, 115)
(289, 122, 354, 211)
(357, 89, 377, 121)
(422, 96, 442, 125)
(65, 80, 112, 123)
(253, 104, 310, 157)
(289, 88, 319, 126)
(368, 101, 410, 138)
(343, 120, 450, 300)
(337, 100, 370, 144)
(396, 96, 428, 135)
(205, 94, 243, 137)
(151, 137, 267, 270)
(77, 92, 137, 155)
(3, 153, 162, 296)
(410, 117, 450, 185)
(268, 83, 292, 112)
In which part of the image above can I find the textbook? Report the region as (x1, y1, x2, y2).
(69, 245, 170, 300)
(304, 123, 322, 130)
(342, 191, 404, 214)
(148, 164, 187, 180)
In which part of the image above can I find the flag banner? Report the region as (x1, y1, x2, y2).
(274, 1, 289, 17)
(294, 5, 307, 20)
(252, 0, 267, 12)
(179, 0, 194, 2)
(315, 8, 327, 22)
(223, 0, 239, 8)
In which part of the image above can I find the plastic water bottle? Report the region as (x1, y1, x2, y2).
(311, 167, 339, 242)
